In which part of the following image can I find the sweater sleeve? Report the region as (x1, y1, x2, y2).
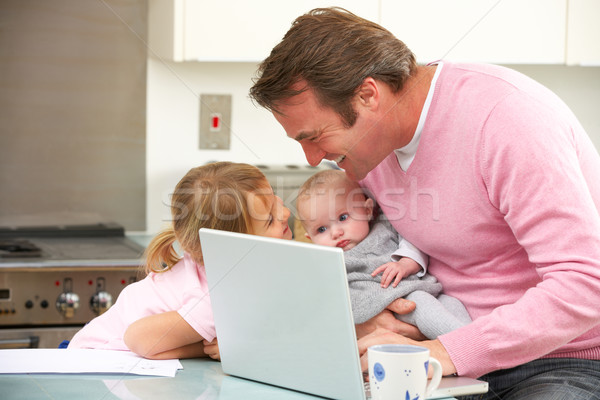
(438, 92, 600, 377)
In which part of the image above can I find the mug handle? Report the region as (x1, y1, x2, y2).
(425, 357, 443, 397)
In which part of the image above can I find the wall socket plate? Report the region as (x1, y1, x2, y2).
(199, 94, 231, 150)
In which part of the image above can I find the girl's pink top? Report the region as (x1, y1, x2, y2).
(68, 253, 216, 350)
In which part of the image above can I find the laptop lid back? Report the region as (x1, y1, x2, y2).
(200, 228, 366, 400)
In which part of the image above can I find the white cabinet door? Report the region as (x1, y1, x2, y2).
(148, 0, 186, 61)
(149, 0, 379, 62)
(566, 0, 600, 65)
(380, 0, 567, 64)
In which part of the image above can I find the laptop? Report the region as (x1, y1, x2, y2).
(199, 228, 488, 399)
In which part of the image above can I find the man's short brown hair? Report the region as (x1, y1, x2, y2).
(249, 7, 417, 127)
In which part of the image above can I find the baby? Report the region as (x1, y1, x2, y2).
(296, 169, 471, 339)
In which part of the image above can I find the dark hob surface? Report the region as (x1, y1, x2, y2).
(0, 223, 144, 268)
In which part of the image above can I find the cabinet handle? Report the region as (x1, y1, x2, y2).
(0, 336, 39, 349)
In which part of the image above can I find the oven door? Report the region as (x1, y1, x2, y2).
(0, 326, 82, 349)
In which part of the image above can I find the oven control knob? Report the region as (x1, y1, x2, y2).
(90, 291, 113, 315)
(56, 292, 80, 318)
(56, 278, 80, 319)
(90, 277, 113, 316)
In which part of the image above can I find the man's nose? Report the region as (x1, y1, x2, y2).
(301, 142, 326, 167)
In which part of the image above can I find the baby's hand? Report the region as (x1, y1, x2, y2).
(371, 258, 421, 288)
(202, 338, 220, 360)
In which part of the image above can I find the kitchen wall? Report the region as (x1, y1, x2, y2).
(146, 60, 309, 233)
(0, 0, 147, 231)
(146, 59, 600, 233)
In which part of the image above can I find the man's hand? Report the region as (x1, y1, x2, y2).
(357, 328, 457, 376)
(355, 298, 426, 340)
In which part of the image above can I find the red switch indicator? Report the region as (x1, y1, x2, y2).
(210, 113, 221, 131)
(199, 94, 231, 150)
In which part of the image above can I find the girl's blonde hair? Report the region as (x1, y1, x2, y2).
(143, 162, 270, 274)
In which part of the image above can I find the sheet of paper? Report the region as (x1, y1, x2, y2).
(0, 349, 183, 377)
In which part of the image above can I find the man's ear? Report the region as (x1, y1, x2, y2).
(365, 197, 374, 218)
(356, 77, 379, 109)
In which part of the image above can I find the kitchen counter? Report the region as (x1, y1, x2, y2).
(1, 357, 456, 399)
(126, 232, 154, 249)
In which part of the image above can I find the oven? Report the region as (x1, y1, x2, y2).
(0, 223, 144, 348)
(257, 163, 332, 238)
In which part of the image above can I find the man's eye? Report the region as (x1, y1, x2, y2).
(309, 132, 321, 143)
(339, 213, 349, 222)
(317, 226, 327, 234)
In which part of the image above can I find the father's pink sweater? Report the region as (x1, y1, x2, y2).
(361, 62, 600, 378)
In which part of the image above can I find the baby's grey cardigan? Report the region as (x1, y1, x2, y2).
(345, 214, 442, 323)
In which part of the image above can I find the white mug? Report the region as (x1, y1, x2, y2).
(368, 344, 443, 400)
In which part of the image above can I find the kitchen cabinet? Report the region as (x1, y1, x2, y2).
(148, 0, 378, 62)
(149, 0, 598, 66)
(380, 0, 567, 64)
(566, 0, 600, 65)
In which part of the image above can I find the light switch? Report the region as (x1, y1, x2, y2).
(199, 94, 231, 150)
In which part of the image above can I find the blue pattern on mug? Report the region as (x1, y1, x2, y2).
(405, 391, 420, 400)
(373, 362, 385, 381)
(424, 360, 429, 375)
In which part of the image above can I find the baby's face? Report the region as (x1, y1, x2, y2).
(299, 189, 372, 251)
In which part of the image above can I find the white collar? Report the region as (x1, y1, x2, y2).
(394, 61, 443, 171)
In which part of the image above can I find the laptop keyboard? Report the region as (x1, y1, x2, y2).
(364, 381, 372, 399)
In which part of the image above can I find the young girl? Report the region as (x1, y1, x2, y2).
(68, 162, 292, 360)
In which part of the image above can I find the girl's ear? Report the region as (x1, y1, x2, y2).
(365, 197, 374, 219)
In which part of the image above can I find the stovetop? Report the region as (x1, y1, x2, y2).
(0, 239, 42, 258)
(0, 223, 145, 268)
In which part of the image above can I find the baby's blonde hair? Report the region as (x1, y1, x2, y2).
(296, 169, 367, 221)
(297, 169, 358, 202)
(143, 162, 270, 274)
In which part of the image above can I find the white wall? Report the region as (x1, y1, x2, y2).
(146, 58, 600, 233)
(146, 58, 308, 233)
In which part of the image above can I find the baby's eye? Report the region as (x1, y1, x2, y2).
(317, 226, 327, 234)
(339, 213, 349, 222)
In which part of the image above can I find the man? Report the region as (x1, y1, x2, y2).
(249, 7, 600, 400)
